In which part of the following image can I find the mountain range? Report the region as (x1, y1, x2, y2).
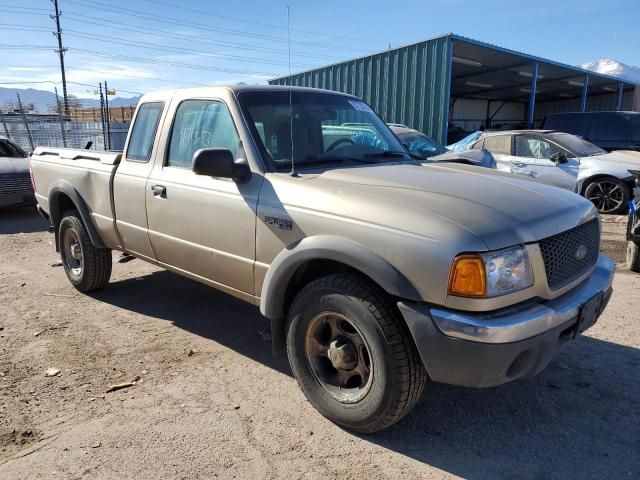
(581, 59, 640, 84)
(0, 87, 140, 113)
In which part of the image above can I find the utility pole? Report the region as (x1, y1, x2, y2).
(98, 83, 107, 149)
(54, 86, 67, 147)
(51, 0, 69, 116)
(16, 93, 35, 151)
(104, 81, 111, 150)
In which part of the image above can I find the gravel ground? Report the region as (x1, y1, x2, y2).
(0, 207, 639, 480)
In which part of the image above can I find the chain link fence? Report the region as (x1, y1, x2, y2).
(1, 115, 130, 152)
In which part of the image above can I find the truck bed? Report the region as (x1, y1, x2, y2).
(30, 147, 122, 249)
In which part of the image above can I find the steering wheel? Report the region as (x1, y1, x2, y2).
(327, 138, 354, 152)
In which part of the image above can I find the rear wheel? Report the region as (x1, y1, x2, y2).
(59, 209, 112, 292)
(627, 241, 640, 273)
(583, 177, 629, 214)
(286, 273, 427, 433)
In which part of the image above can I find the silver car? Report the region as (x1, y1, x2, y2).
(0, 136, 34, 208)
(470, 130, 640, 213)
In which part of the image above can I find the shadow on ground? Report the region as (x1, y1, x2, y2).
(0, 207, 48, 234)
(93, 269, 640, 479)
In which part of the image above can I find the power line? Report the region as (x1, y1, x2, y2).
(62, 0, 369, 53)
(60, 12, 339, 61)
(60, 30, 315, 68)
(0, 44, 280, 76)
(1, 64, 220, 88)
(137, 0, 378, 44)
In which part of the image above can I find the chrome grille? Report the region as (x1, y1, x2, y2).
(0, 173, 33, 195)
(539, 219, 600, 290)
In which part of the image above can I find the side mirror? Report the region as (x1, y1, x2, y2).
(550, 151, 568, 164)
(192, 148, 251, 182)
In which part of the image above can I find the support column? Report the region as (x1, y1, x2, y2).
(616, 81, 624, 111)
(581, 75, 589, 112)
(527, 61, 538, 128)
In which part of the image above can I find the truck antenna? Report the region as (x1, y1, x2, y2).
(287, 6, 297, 177)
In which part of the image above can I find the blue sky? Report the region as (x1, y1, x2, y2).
(2, 0, 638, 99)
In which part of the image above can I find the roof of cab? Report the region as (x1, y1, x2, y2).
(140, 84, 359, 101)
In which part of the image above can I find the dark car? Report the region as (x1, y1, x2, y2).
(389, 126, 496, 168)
(543, 111, 640, 152)
(0, 137, 35, 208)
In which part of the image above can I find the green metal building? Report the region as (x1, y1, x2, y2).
(269, 33, 638, 144)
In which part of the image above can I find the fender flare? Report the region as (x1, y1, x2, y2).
(259, 235, 421, 320)
(48, 180, 106, 251)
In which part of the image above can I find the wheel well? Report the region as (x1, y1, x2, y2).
(282, 259, 386, 318)
(53, 193, 76, 226)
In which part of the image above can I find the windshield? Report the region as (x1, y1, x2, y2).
(550, 133, 606, 157)
(397, 131, 447, 158)
(237, 91, 409, 170)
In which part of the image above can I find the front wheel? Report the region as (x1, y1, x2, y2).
(627, 241, 640, 273)
(583, 177, 630, 214)
(59, 209, 112, 292)
(286, 273, 427, 434)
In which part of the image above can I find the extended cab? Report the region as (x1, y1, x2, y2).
(30, 86, 614, 433)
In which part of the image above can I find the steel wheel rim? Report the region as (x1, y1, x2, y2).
(62, 227, 83, 276)
(305, 312, 373, 403)
(587, 181, 624, 213)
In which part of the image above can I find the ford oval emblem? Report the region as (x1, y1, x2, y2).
(575, 244, 588, 261)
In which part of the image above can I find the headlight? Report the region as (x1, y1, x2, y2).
(448, 246, 533, 298)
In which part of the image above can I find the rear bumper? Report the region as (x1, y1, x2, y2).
(398, 254, 614, 388)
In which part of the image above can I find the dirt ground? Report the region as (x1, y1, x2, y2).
(0, 207, 638, 480)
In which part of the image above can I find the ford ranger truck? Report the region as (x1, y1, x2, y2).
(30, 86, 615, 433)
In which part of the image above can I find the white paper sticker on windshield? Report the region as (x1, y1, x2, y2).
(348, 100, 374, 113)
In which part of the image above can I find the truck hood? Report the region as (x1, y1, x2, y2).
(0, 156, 30, 175)
(308, 162, 597, 250)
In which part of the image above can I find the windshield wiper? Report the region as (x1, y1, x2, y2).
(363, 150, 410, 158)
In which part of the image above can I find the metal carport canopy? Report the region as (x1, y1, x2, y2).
(449, 34, 636, 121)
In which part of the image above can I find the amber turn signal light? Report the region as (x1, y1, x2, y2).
(448, 255, 487, 297)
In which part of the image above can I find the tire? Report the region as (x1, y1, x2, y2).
(286, 273, 427, 434)
(583, 177, 630, 214)
(58, 209, 112, 292)
(627, 241, 640, 273)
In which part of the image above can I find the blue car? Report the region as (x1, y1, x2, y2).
(389, 126, 496, 168)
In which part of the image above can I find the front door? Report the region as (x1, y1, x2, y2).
(513, 135, 579, 191)
(145, 98, 260, 296)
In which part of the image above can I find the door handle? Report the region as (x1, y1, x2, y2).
(151, 184, 166, 198)
(512, 161, 527, 168)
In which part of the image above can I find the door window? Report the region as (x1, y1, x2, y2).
(482, 135, 512, 155)
(166, 100, 240, 169)
(126, 102, 164, 162)
(515, 136, 563, 159)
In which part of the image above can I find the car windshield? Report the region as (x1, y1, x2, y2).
(397, 131, 448, 158)
(0, 139, 27, 158)
(237, 91, 410, 171)
(550, 133, 606, 157)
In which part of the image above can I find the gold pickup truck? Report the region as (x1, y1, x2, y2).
(30, 86, 614, 433)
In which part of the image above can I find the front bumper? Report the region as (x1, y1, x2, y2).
(0, 191, 36, 207)
(398, 254, 615, 388)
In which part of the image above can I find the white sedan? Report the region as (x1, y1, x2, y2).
(470, 130, 640, 213)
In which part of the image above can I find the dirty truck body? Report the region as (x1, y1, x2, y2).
(30, 86, 614, 433)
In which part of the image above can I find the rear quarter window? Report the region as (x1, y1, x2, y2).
(126, 102, 164, 162)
